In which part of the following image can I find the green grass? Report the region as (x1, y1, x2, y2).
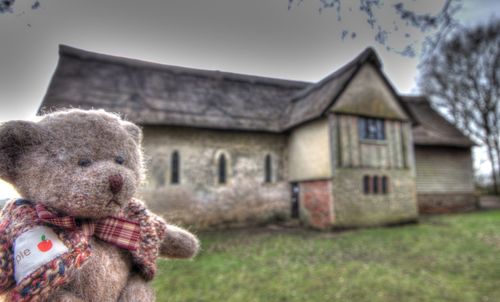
(153, 211, 500, 302)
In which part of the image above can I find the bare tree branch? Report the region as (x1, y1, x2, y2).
(419, 18, 500, 193)
(290, 0, 462, 57)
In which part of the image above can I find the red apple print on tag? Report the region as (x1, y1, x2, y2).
(37, 234, 53, 252)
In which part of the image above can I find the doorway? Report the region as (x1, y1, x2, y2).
(291, 182, 300, 218)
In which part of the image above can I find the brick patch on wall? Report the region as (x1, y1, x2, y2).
(300, 180, 334, 229)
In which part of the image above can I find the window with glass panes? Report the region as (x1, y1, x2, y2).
(358, 117, 385, 140)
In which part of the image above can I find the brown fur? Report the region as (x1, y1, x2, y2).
(0, 109, 199, 302)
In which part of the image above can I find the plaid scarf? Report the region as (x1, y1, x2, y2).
(35, 203, 141, 251)
(1, 198, 166, 302)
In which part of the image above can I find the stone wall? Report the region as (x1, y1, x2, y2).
(139, 126, 291, 229)
(332, 168, 418, 227)
(328, 109, 417, 227)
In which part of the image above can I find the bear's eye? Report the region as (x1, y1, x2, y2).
(78, 159, 92, 167)
(115, 156, 125, 165)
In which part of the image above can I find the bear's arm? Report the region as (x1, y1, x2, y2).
(126, 198, 199, 259)
(160, 224, 199, 259)
(145, 206, 199, 259)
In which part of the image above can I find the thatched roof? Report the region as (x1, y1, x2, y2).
(403, 96, 475, 147)
(41, 46, 410, 132)
(41, 45, 309, 132)
(39, 45, 472, 147)
(283, 48, 377, 129)
(283, 48, 419, 129)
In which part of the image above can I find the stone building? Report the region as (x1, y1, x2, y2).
(39, 45, 476, 229)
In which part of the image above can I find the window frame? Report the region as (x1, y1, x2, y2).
(218, 154, 227, 184)
(381, 176, 389, 194)
(363, 175, 371, 194)
(170, 151, 180, 185)
(264, 154, 272, 183)
(358, 117, 386, 141)
(372, 175, 379, 194)
(362, 175, 390, 195)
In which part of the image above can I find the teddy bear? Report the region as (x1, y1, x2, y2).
(0, 109, 199, 302)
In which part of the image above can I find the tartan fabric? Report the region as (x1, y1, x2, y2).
(35, 203, 77, 229)
(36, 204, 141, 251)
(94, 217, 141, 250)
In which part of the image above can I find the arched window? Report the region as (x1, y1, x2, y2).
(382, 176, 389, 194)
(373, 175, 379, 194)
(265, 154, 272, 183)
(171, 151, 180, 184)
(218, 154, 227, 184)
(363, 175, 370, 194)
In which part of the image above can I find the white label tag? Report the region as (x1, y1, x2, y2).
(14, 226, 69, 283)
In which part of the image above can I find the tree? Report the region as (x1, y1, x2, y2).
(418, 19, 500, 194)
(1, 0, 38, 13)
(289, 0, 462, 57)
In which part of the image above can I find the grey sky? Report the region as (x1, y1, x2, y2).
(2, 0, 497, 121)
(0, 0, 498, 194)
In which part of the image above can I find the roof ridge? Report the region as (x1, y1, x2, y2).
(59, 45, 311, 89)
(401, 95, 430, 103)
(288, 47, 381, 103)
(404, 95, 475, 146)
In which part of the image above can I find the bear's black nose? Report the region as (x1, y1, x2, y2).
(109, 174, 124, 194)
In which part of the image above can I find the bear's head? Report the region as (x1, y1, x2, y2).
(0, 109, 144, 219)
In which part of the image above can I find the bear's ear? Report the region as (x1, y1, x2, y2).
(0, 121, 44, 183)
(122, 121, 143, 145)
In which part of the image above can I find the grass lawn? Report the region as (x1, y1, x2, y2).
(153, 211, 500, 302)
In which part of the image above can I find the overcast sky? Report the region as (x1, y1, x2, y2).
(0, 0, 499, 197)
(1, 0, 498, 121)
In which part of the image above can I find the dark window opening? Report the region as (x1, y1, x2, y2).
(363, 175, 370, 194)
(372, 175, 379, 194)
(218, 154, 227, 184)
(171, 151, 180, 184)
(359, 117, 385, 140)
(291, 183, 300, 218)
(382, 176, 388, 194)
(363, 175, 390, 195)
(265, 154, 272, 183)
